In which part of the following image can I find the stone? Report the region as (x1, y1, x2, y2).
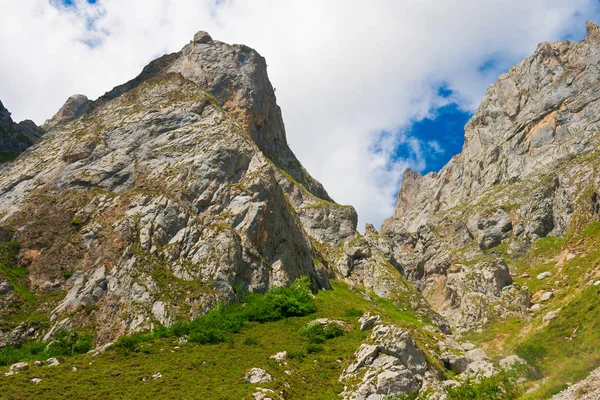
(0, 100, 44, 154)
(358, 313, 381, 331)
(31, 378, 42, 384)
(529, 304, 542, 311)
(446, 355, 471, 374)
(543, 309, 561, 323)
(466, 348, 488, 360)
(269, 351, 287, 365)
(340, 324, 430, 399)
(152, 372, 162, 379)
(594, 281, 600, 286)
(537, 272, 552, 280)
(245, 368, 272, 384)
(33, 360, 43, 367)
(442, 380, 460, 388)
(540, 291, 555, 301)
(499, 355, 525, 369)
(9, 362, 28, 371)
(46, 358, 60, 366)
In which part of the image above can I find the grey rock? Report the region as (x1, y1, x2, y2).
(31, 377, 42, 384)
(43, 94, 89, 129)
(245, 367, 272, 384)
(46, 358, 60, 366)
(499, 355, 525, 369)
(9, 362, 28, 371)
(341, 324, 431, 399)
(543, 308, 561, 322)
(537, 272, 553, 280)
(358, 313, 381, 331)
(446, 355, 471, 374)
(377, 23, 600, 334)
(540, 291, 555, 301)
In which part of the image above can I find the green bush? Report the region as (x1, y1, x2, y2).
(0, 329, 94, 365)
(128, 276, 317, 348)
(445, 372, 521, 400)
(301, 320, 345, 344)
(113, 332, 152, 353)
(70, 217, 82, 227)
(306, 343, 324, 354)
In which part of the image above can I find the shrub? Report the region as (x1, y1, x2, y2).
(306, 344, 323, 354)
(301, 321, 344, 344)
(287, 349, 305, 360)
(110, 276, 318, 350)
(445, 372, 521, 400)
(71, 217, 82, 227)
(0, 329, 94, 365)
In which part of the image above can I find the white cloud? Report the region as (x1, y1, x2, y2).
(1, 0, 598, 229)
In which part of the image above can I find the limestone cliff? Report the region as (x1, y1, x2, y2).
(378, 21, 600, 332)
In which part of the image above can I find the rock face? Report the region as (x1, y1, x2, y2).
(377, 21, 600, 330)
(0, 100, 44, 156)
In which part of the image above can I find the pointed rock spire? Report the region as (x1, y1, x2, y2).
(586, 20, 600, 41)
(193, 31, 212, 44)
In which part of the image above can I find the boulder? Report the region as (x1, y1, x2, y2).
(358, 313, 381, 331)
(245, 368, 272, 384)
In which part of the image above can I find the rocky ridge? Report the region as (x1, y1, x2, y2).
(377, 21, 600, 332)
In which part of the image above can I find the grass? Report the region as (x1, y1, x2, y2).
(0, 280, 446, 399)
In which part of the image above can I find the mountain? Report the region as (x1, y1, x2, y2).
(1, 22, 600, 400)
(0, 101, 44, 162)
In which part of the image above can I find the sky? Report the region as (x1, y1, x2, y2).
(1, 1, 599, 230)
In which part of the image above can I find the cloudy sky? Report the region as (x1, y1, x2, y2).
(1, 1, 599, 229)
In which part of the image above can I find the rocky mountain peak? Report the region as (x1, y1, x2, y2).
(586, 20, 600, 40)
(193, 30, 213, 44)
(43, 94, 89, 129)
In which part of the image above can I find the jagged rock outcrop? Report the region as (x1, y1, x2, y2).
(0, 100, 44, 156)
(340, 324, 438, 399)
(43, 94, 90, 129)
(376, 21, 600, 330)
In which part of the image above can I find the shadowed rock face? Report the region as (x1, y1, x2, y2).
(376, 22, 600, 331)
(0, 101, 44, 155)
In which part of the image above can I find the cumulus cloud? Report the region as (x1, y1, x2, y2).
(1, 0, 598, 229)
